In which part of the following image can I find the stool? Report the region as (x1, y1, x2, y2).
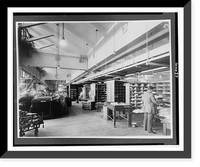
(161, 119, 171, 135)
(95, 102, 104, 112)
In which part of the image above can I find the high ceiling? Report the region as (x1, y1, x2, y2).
(19, 22, 115, 77)
(23, 22, 114, 55)
(19, 21, 170, 86)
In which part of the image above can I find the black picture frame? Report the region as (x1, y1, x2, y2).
(3, 2, 191, 159)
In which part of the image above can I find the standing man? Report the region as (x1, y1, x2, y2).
(142, 86, 159, 134)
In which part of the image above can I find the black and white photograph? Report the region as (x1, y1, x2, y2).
(3, 4, 192, 159)
(16, 18, 174, 138)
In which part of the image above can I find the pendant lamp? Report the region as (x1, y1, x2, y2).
(59, 23, 67, 46)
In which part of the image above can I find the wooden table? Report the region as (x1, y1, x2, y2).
(107, 103, 133, 128)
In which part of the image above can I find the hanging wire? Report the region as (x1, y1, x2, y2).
(94, 29, 98, 66)
(114, 22, 116, 53)
(56, 23, 59, 68)
(55, 23, 60, 90)
(85, 43, 89, 62)
(104, 34, 108, 71)
(62, 23, 64, 38)
(94, 29, 98, 57)
(146, 23, 150, 65)
(58, 24, 61, 67)
(96, 29, 98, 45)
(86, 43, 89, 54)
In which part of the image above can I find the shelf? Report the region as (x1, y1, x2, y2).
(131, 98, 136, 101)
(96, 83, 107, 102)
(163, 88, 170, 90)
(113, 81, 126, 103)
(129, 82, 148, 107)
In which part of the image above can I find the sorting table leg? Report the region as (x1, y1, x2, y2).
(128, 110, 132, 127)
(113, 109, 116, 128)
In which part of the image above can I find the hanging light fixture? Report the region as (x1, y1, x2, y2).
(93, 29, 98, 58)
(113, 22, 116, 55)
(85, 43, 89, 59)
(59, 23, 67, 46)
(145, 23, 149, 65)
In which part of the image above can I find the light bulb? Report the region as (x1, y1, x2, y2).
(59, 37, 67, 46)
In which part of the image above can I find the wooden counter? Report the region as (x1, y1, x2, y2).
(107, 103, 133, 128)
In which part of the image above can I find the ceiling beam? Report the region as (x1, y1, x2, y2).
(38, 44, 55, 50)
(105, 74, 119, 77)
(26, 34, 54, 42)
(45, 66, 88, 71)
(63, 24, 95, 48)
(41, 73, 71, 81)
(112, 71, 127, 76)
(19, 23, 46, 29)
(40, 24, 87, 54)
(147, 62, 170, 68)
(19, 51, 88, 71)
(87, 22, 125, 56)
(90, 79, 103, 82)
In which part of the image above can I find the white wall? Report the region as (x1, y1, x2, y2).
(70, 70, 85, 82)
(88, 21, 163, 69)
(41, 73, 71, 81)
(20, 52, 88, 71)
(70, 21, 164, 82)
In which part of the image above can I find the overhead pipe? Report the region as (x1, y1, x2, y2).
(39, 44, 55, 50)
(146, 62, 170, 68)
(19, 23, 46, 29)
(26, 34, 54, 42)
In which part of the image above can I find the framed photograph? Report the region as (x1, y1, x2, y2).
(3, 3, 191, 158)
